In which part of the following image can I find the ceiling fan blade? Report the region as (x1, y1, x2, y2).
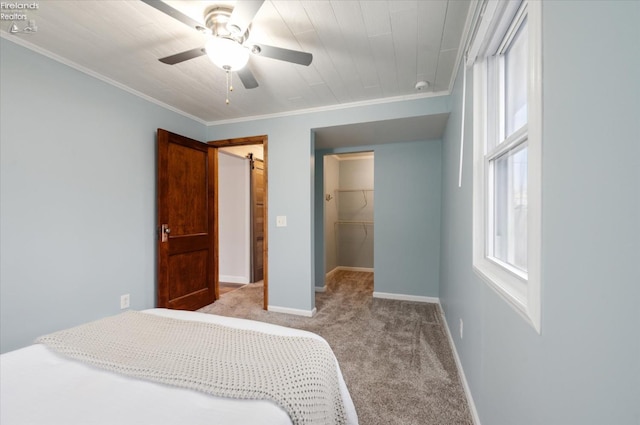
(159, 47, 206, 65)
(251, 43, 313, 66)
(228, 0, 264, 35)
(140, 0, 206, 32)
(237, 67, 259, 89)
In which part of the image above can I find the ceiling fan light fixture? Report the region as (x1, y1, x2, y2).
(205, 37, 250, 71)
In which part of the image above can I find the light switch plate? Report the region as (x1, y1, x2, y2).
(276, 216, 287, 227)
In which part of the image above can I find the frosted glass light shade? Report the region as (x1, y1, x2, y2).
(205, 37, 250, 71)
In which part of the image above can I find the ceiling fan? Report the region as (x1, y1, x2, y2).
(140, 0, 313, 91)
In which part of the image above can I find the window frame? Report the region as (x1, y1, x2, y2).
(472, 0, 542, 333)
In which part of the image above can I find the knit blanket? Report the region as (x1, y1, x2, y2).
(36, 311, 347, 425)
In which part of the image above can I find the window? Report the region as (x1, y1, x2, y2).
(472, 0, 541, 333)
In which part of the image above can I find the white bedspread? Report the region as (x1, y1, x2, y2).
(0, 309, 358, 425)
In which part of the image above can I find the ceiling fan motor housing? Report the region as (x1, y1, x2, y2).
(205, 7, 249, 44)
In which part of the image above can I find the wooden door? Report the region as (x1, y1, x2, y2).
(250, 157, 265, 282)
(157, 129, 217, 310)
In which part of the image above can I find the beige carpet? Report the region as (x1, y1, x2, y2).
(198, 270, 473, 425)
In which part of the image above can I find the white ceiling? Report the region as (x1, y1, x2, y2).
(1, 0, 471, 144)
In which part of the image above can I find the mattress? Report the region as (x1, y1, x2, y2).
(0, 308, 358, 425)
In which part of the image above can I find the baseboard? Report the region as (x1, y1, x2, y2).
(372, 292, 440, 304)
(267, 305, 317, 317)
(438, 305, 482, 425)
(326, 267, 339, 276)
(321, 267, 374, 290)
(335, 266, 374, 273)
(219, 275, 250, 284)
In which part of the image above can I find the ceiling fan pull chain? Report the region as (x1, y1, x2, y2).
(225, 69, 230, 105)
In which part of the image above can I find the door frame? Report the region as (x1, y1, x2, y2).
(208, 135, 268, 310)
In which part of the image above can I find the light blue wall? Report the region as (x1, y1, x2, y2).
(315, 140, 442, 298)
(440, 2, 640, 424)
(374, 140, 441, 297)
(0, 39, 206, 353)
(208, 96, 449, 311)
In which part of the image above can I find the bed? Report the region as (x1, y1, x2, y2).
(0, 308, 358, 425)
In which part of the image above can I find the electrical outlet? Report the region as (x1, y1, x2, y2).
(120, 293, 130, 310)
(459, 318, 464, 339)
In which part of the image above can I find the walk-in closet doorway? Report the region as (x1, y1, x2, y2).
(323, 152, 374, 279)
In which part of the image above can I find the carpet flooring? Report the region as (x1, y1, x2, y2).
(198, 270, 473, 425)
